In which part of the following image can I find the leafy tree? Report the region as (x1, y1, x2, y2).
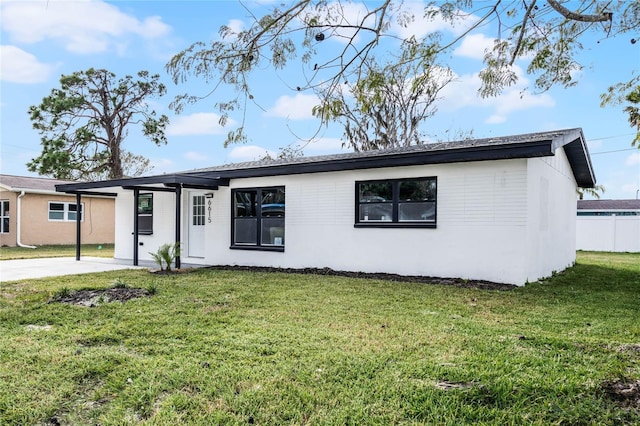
(313, 38, 453, 151)
(28, 68, 169, 180)
(166, 0, 639, 147)
(626, 86, 640, 146)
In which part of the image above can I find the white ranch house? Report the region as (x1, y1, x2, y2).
(56, 128, 595, 286)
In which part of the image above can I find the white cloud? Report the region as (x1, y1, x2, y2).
(148, 158, 174, 174)
(227, 145, 275, 162)
(626, 152, 640, 166)
(438, 65, 555, 124)
(303, 137, 345, 153)
(265, 93, 319, 120)
(453, 33, 495, 60)
(184, 151, 209, 162)
(226, 19, 244, 36)
(0, 45, 54, 83)
(167, 113, 234, 136)
(1, 0, 171, 54)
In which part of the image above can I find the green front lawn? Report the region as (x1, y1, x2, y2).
(0, 244, 114, 260)
(0, 252, 638, 424)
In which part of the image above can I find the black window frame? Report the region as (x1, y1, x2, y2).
(355, 177, 437, 228)
(231, 186, 285, 252)
(137, 193, 153, 235)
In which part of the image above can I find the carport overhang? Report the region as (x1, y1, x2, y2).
(56, 174, 228, 267)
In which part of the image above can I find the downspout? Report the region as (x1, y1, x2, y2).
(17, 191, 36, 249)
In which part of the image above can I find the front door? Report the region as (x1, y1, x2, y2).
(188, 193, 205, 258)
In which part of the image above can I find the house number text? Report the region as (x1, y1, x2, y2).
(207, 199, 212, 223)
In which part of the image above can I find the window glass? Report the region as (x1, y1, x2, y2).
(399, 202, 436, 221)
(0, 200, 8, 233)
(234, 218, 258, 244)
(359, 182, 392, 203)
(261, 188, 285, 218)
(235, 190, 257, 217)
(193, 195, 205, 226)
(399, 179, 436, 201)
(138, 194, 153, 214)
(232, 187, 285, 248)
(357, 178, 437, 226)
(68, 203, 83, 221)
(360, 203, 393, 222)
(48, 203, 65, 220)
(137, 194, 153, 234)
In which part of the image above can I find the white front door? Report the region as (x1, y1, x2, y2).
(188, 193, 205, 258)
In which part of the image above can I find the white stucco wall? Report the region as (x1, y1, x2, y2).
(114, 189, 177, 262)
(577, 215, 640, 252)
(524, 148, 578, 282)
(202, 160, 532, 285)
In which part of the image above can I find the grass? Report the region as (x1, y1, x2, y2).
(0, 252, 638, 425)
(0, 244, 114, 260)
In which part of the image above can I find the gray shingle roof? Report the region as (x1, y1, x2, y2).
(578, 199, 640, 210)
(0, 174, 75, 192)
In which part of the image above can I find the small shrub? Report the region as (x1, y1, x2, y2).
(149, 242, 181, 272)
(146, 282, 159, 295)
(53, 287, 71, 299)
(111, 278, 129, 289)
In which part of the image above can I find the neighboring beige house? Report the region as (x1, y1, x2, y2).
(0, 174, 115, 247)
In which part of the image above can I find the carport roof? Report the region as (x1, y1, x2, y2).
(56, 128, 596, 194)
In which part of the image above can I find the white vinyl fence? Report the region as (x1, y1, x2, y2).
(576, 214, 640, 252)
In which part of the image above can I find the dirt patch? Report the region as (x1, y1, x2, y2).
(602, 379, 640, 409)
(203, 265, 516, 290)
(434, 381, 476, 390)
(51, 288, 152, 307)
(619, 344, 640, 354)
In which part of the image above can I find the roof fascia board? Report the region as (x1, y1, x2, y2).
(62, 190, 118, 197)
(122, 185, 177, 193)
(55, 174, 227, 192)
(212, 141, 553, 180)
(165, 183, 220, 191)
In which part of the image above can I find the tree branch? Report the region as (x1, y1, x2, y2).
(547, 0, 612, 22)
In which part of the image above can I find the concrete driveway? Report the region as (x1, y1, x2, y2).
(0, 257, 145, 282)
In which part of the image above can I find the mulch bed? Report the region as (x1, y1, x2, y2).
(203, 265, 516, 290)
(602, 379, 640, 409)
(51, 288, 151, 307)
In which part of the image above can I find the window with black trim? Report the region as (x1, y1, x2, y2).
(48, 202, 83, 222)
(1, 200, 9, 233)
(356, 177, 436, 227)
(232, 187, 285, 250)
(137, 193, 153, 235)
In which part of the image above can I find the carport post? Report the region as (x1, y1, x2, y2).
(75, 193, 81, 261)
(133, 188, 139, 266)
(175, 184, 181, 270)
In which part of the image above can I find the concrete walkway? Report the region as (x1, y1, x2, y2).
(0, 257, 146, 282)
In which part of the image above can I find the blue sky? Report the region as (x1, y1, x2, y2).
(1, 0, 638, 200)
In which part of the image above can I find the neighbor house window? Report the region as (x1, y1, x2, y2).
(137, 193, 153, 235)
(356, 177, 437, 227)
(48, 202, 83, 222)
(232, 187, 285, 250)
(1, 200, 9, 233)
